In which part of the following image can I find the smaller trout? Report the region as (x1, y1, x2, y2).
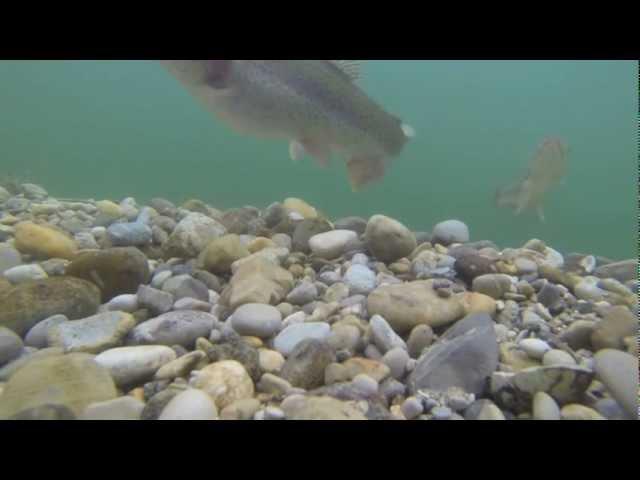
(495, 137, 570, 222)
(161, 60, 415, 191)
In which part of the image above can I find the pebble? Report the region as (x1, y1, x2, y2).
(431, 406, 453, 420)
(286, 280, 318, 305)
(432, 220, 470, 245)
(0, 327, 23, 366)
(106, 294, 139, 313)
(94, 346, 177, 387)
(24, 314, 68, 349)
(173, 297, 212, 311)
(151, 270, 173, 289)
(107, 222, 152, 247)
(352, 374, 379, 398)
(159, 388, 219, 420)
(3, 264, 48, 283)
(48, 311, 136, 354)
(162, 274, 210, 302)
(401, 396, 424, 420)
(230, 303, 282, 339)
(370, 314, 408, 354)
(220, 398, 261, 420)
(532, 391, 561, 420)
(258, 349, 285, 373)
(560, 404, 606, 420)
(137, 284, 174, 315)
(364, 215, 417, 263)
(189, 360, 255, 409)
(518, 338, 551, 360)
(257, 373, 293, 396)
(542, 349, 576, 366)
(382, 347, 410, 380)
(273, 322, 331, 356)
(344, 264, 377, 295)
(128, 311, 216, 348)
(407, 324, 434, 358)
(308, 230, 358, 260)
(264, 406, 285, 420)
(593, 349, 638, 419)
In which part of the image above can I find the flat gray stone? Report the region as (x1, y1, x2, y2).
(594, 349, 638, 420)
(127, 311, 216, 349)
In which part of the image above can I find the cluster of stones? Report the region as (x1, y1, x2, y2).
(0, 183, 637, 420)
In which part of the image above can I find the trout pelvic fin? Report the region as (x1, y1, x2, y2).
(347, 154, 386, 192)
(289, 139, 331, 168)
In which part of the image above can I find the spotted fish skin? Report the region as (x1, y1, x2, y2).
(161, 60, 414, 190)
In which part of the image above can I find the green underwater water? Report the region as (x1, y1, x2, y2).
(0, 60, 637, 259)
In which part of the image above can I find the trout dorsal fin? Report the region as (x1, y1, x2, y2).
(328, 60, 362, 81)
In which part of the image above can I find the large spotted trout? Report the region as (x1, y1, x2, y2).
(161, 60, 415, 191)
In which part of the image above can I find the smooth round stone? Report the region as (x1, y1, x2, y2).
(308, 230, 358, 260)
(151, 270, 173, 289)
(370, 314, 407, 354)
(560, 404, 606, 420)
(3, 264, 48, 283)
(286, 281, 318, 305)
(231, 303, 282, 339)
(23, 316, 73, 351)
(159, 388, 219, 420)
(94, 346, 177, 387)
(128, 311, 216, 348)
(344, 264, 377, 295)
(352, 374, 378, 398)
(364, 215, 417, 263)
(154, 351, 207, 380)
(80, 396, 145, 420)
(0, 327, 23, 366)
(258, 348, 285, 373)
(47, 311, 136, 354)
(220, 398, 261, 420)
(264, 406, 285, 420)
(0, 353, 117, 418)
(542, 349, 576, 366)
(107, 222, 152, 247)
(382, 347, 410, 380)
(474, 402, 506, 420)
(106, 294, 139, 313)
(273, 322, 331, 356)
(532, 391, 561, 420)
(593, 349, 638, 419)
(0, 246, 22, 275)
(407, 324, 434, 359)
(519, 338, 551, 360)
(432, 220, 470, 245)
(401, 396, 423, 420)
(431, 406, 453, 420)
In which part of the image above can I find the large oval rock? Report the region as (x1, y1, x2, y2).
(309, 230, 358, 260)
(47, 311, 136, 354)
(127, 311, 216, 349)
(0, 353, 117, 418)
(14, 222, 78, 260)
(94, 346, 176, 387)
(66, 247, 150, 302)
(594, 349, 638, 419)
(364, 215, 416, 263)
(408, 313, 499, 395)
(0, 246, 22, 275)
(0, 327, 23, 366)
(230, 303, 282, 339)
(273, 322, 331, 356)
(367, 280, 466, 334)
(0, 277, 101, 337)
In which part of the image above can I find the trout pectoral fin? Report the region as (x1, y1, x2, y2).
(291, 138, 331, 168)
(289, 141, 305, 162)
(347, 155, 386, 192)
